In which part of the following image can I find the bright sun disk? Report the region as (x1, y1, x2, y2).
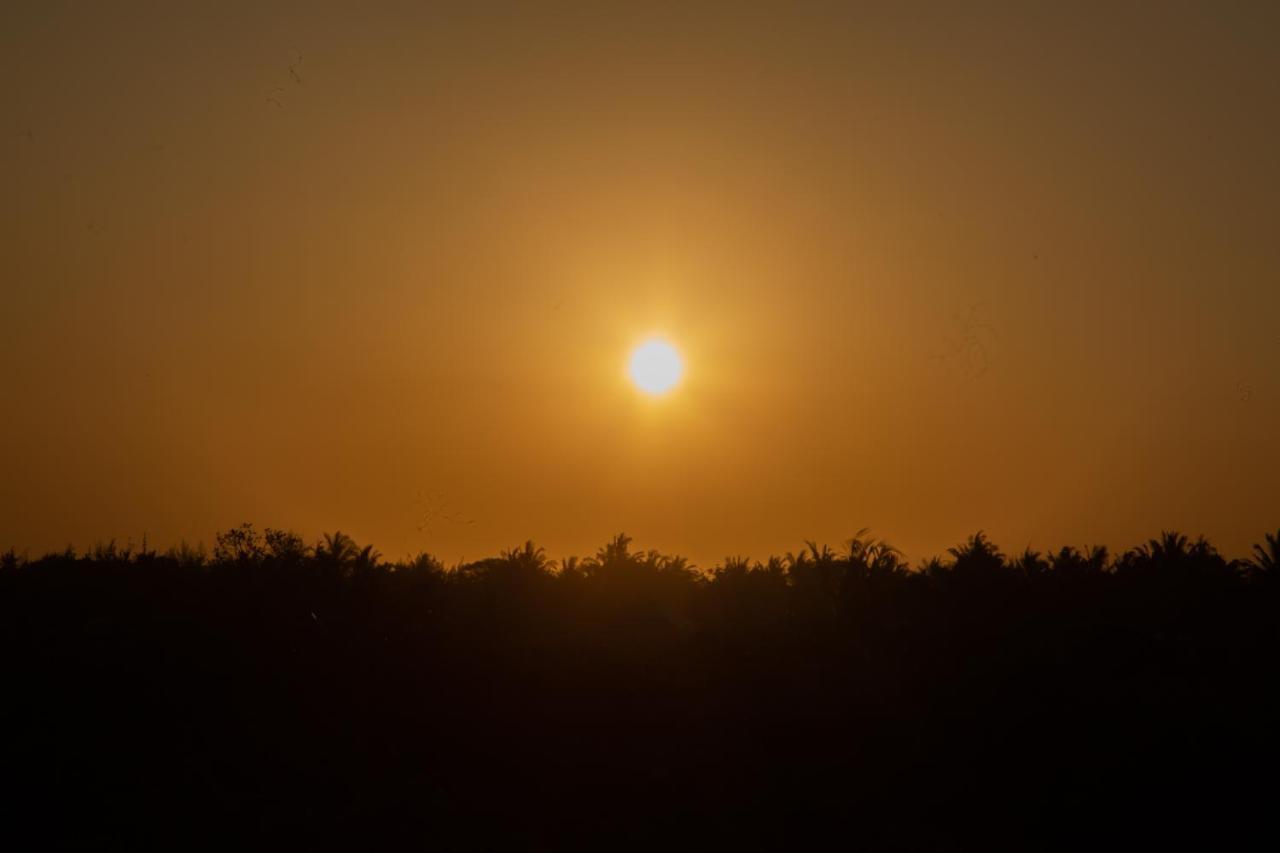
(628, 338, 684, 395)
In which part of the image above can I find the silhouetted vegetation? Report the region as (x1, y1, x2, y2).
(3, 527, 1279, 848)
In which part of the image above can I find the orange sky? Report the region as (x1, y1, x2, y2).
(3, 2, 1278, 566)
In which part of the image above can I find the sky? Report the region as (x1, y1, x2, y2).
(3, 1, 1278, 566)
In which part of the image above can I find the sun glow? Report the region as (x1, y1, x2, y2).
(628, 338, 684, 395)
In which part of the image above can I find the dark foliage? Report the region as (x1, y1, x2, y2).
(3, 526, 1279, 849)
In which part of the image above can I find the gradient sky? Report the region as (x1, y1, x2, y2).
(3, 1, 1278, 566)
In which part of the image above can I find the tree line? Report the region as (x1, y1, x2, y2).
(2, 525, 1278, 849)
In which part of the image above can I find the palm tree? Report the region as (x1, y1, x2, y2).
(1011, 547, 1048, 579)
(317, 531, 358, 564)
(947, 531, 1006, 581)
(716, 556, 755, 581)
(1143, 531, 1191, 562)
(1246, 530, 1280, 578)
(843, 529, 907, 581)
(315, 531, 363, 579)
(353, 544, 382, 575)
(1048, 545, 1109, 577)
(555, 555, 584, 580)
(592, 533, 635, 571)
(399, 551, 443, 576)
(785, 541, 844, 623)
(500, 540, 549, 579)
(1118, 531, 1234, 583)
(583, 533, 655, 584)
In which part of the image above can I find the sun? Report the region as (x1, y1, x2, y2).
(628, 338, 684, 395)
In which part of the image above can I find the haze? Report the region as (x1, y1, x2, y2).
(3, 2, 1277, 565)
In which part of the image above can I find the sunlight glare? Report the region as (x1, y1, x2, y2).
(628, 338, 684, 395)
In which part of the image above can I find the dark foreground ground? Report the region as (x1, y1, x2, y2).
(3, 529, 1278, 849)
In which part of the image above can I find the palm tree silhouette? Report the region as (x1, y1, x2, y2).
(843, 529, 907, 581)
(1047, 545, 1110, 577)
(496, 540, 549, 583)
(947, 531, 1006, 581)
(1143, 531, 1191, 562)
(317, 531, 358, 563)
(315, 531, 363, 579)
(1246, 530, 1280, 577)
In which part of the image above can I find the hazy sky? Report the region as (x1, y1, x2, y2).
(3, 2, 1278, 565)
